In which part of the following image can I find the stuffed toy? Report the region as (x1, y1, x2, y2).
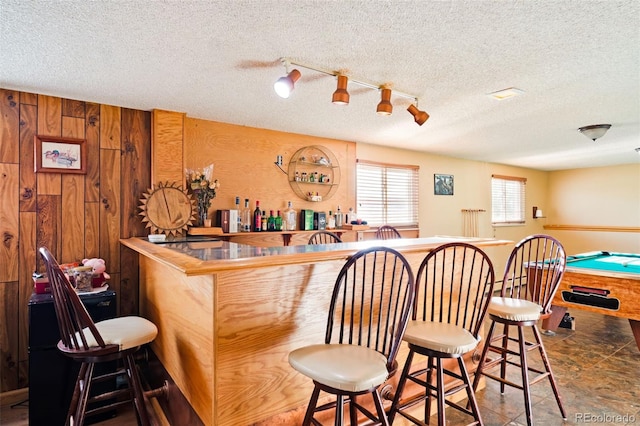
(82, 258, 111, 287)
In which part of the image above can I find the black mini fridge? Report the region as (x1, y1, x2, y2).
(28, 290, 117, 426)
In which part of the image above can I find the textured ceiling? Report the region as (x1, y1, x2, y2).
(1, 0, 639, 171)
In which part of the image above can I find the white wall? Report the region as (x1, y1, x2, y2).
(546, 164, 640, 254)
(356, 143, 550, 271)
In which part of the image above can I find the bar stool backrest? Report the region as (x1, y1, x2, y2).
(308, 230, 342, 244)
(375, 225, 402, 240)
(326, 246, 415, 372)
(39, 247, 116, 356)
(501, 234, 566, 315)
(414, 242, 495, 338)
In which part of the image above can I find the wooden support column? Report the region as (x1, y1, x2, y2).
(152, 109, 185, 185)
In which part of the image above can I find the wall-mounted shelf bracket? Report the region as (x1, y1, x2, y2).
(274, 162, 287, 175)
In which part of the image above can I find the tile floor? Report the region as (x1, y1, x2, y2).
(444, 308, 640, 426)
(1, 309, 638, 425)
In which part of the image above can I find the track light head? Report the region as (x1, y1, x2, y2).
(274, 69, 302, 98)
(407, 104, 429, 126)
(376, 88, 393, 115)
(332, 75, 350, 105)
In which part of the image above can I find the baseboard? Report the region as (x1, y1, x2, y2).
(0, 388, 28, 407)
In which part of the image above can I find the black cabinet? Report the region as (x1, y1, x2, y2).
(28, 290, 117, 426)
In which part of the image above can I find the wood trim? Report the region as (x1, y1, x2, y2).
(356, 158, 419, 169)
(491, 174, 527, 182)
(543, 224, 640, 233)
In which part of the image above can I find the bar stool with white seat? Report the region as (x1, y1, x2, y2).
(288, 246, 415, 425)
(471, 234, 567, 426)
(388, 242, 496, 426)
(39, 246, 159, 426)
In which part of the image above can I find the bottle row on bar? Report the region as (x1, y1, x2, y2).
(215, 198, 357, 233)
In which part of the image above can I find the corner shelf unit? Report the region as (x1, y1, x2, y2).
(288, 145, 340, 202)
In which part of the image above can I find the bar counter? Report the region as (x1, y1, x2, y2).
(121, 235, 511, 425)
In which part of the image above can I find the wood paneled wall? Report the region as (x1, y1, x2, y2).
(0, 88, 151, 392)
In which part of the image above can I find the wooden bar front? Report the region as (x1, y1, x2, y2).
(121, 236, 511, 425)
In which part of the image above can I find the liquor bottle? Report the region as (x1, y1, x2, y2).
(335, 205, 343, 229)
(327, 210, 336, 229)
(347, 207, 354, 224)
(253, 201, 262, 232)
(267, 210, 276, 231)
(235, 196, 242, 232)
(275, 210, 283, 231)
(242, 198, 251, 232)
(261, 210, 267, 231)
(285, 201, 297, 230)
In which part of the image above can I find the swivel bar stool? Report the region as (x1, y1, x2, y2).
(472, 234, 567, 426)
(289, 246, 415, 425)
(39, 247, 158, 426)
(389, 242, 495, 425)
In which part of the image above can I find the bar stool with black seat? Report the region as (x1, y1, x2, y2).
(289, 246, 415, 425)
(39, 246, 158, 426)
(388, 242, 496, 426)
(471, 234, 567, 426)
(308, 230, 343, 244)
(375, 225, 402, 240)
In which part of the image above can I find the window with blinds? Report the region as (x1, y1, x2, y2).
(491, 174, 526, 225)
(356, 160, 419, 226)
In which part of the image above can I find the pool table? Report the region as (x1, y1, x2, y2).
(542, 251, 640, 351)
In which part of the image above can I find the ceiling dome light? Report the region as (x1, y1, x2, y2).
(407, 104, 429, 126)
(332, 75, 350, 105)
(376, 88, 393, 115)
(274, 69, 301, 98)
(578, 124, 611, 141)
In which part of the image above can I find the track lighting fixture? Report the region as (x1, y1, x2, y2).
(376, 88, 393, 115)
(274, 57, 428, 125)
(578, 124, 611, 142)
(407, 104, 429, 126)
(332, 75, 350, 105)
(274, 69, 301, 99)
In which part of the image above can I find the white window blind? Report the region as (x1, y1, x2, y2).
(491, 174, 526, 224)
(356, 160, 419, 226)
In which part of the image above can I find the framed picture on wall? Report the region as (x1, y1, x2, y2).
(34, 135, 87, 174)
(434, 173, 454, 195)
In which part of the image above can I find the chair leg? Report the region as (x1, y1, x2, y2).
(532, 325, 566, 419)
(517, 326, 534, 426)
(372, 390, 390, 426)
(302, 385, 321, 426)
(435, 358, 446, 426)
(67, 362, 87, 425)
(499, 323, 510, 394)
(388, 348, 414, 424)
(349, 395, 358, 425)
(75, 362, 95, 426)
(425, 356, 435, 421)
(472, 319, 496, 393)
(125, 353, 151, 426)
(335, 394, 345, 426)
(459, 358, 483, 425)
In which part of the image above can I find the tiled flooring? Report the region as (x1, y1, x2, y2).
(2, 309, 638, 425)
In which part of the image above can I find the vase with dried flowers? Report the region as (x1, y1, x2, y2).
(186, 164, 220, 227)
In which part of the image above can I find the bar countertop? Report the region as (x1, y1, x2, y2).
(120, 235, 512, 276)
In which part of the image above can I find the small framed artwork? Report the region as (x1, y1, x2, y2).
(434, 173, 454, 195)
(34, 135, 87, 174)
